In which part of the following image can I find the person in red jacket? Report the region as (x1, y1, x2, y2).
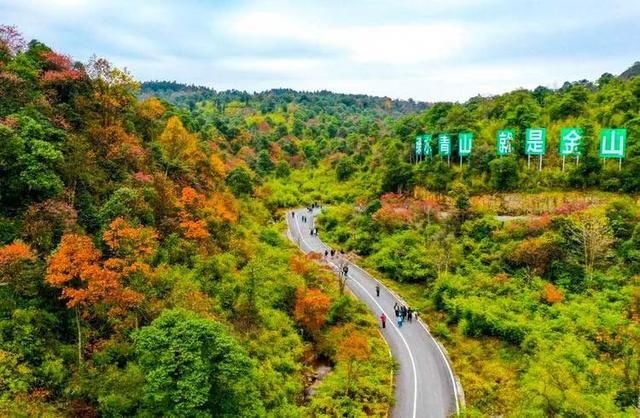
(380, 312, 386, 329)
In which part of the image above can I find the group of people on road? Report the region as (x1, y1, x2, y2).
(324, 249, 343, 258)
(393, 302, 414, 328)
(310, 228, 318, 236)
(379, 300, 415, 329)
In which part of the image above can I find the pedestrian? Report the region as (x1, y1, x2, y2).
(401, 306, 407, 320)
(394, 307, 399, 318)
(397, 314, 403, 328)
(375, 284, 380, 297)
(291, 211, 295, 217)
(324, 250, 328, 258)
(407, 308, 413, 323)
(393, 302, 398, 310)
(380, 313, 386, 329)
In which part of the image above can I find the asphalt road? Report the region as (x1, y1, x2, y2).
(286, 208, 462, 418)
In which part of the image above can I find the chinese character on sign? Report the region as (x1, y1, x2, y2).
(599, 128, 626, 159)
(560, 128, 583, 156)
(458, 132, 473, 157)
(423, 134, 433, 157)
(438, 134, 451, 157)
(415, 135, 423, 157)
(525, 128, 546, 156)
(496, 129, 514, 156)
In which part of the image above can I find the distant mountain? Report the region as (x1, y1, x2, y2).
(619, 61, 640, 80)
(140, 81, 429, 117)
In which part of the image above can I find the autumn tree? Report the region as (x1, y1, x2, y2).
(337, 330, 370, 396)
(294, 287, 331, 336)
(0, 242, 36, 292)
(135, 97, 165, 141)
(158, 115, 200, 174)
(46, 233, 144, 364)
(510, 234, 557, 278)
(84, 57, 144, 169)
(541, 283, 564, 304)
(103, 217, 158, 282)
(177, 187, 209, 241)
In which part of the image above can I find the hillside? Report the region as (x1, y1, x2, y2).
(0, 27, 393, 417)
(620, 61, 640, 80)
(141, 81, 430, 117)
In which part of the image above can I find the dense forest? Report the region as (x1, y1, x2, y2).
(1, 23, 640, 417)
(0, 27, 394, 417)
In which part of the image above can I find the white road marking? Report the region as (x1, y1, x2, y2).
(289, 211, 418, 418)
(347, 262, 461, 415)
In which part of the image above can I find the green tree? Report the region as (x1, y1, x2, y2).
(135, 309, 264, 417)
(255, 150, 274, 176)
(489, 157, 519, 191)
(335, 158, 355, 181)
(226, 167, 253, 196)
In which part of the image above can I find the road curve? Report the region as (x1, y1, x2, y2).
(286, 208, 462, 418)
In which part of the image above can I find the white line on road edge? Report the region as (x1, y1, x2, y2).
(288, 212, 418, 418)
(376, 328, 395, 418)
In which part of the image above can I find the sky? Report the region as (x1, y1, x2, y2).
(1, 0, 639, 102)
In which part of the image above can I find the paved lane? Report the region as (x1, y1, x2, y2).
(286, 208, 462, 418)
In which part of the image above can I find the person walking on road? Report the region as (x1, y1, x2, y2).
(375, 284, 380, 297)
(407, 308, 413, 323)
(380, 313, 386, 329)
(324, 250, 328, 258)
(397, 313, 403, 328)
(394, 306, 400, 318)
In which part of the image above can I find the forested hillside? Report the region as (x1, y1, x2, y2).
(0, 27, 393, 417)
(2, 21, 640, 417)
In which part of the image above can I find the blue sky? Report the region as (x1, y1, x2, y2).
(2, 0, 639, 101)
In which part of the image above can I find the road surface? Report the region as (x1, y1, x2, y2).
(286, 208, 462, 418)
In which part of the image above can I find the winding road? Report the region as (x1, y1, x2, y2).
(286, 208, 463, 418)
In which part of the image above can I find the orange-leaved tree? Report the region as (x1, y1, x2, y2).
(46, 233, 144, 365)
(337, 330, 370, 396)
(177, 187, 210, 241)
(103, 217, 158, 275)
(0, 242, 36, 291)
(542, 283, 564, 304)
(293, 287, 331, 337)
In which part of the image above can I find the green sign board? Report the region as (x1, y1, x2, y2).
(423, 134, 433, 157)
(415, 135, 423, 157)
(559, 128, 583, 157)
(438, 133, 451, 157)
(599, 128, 626, 159)
(497, 129, 514, 155)
(525, 128, 546, 156)
(458, 132, 473, 157)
